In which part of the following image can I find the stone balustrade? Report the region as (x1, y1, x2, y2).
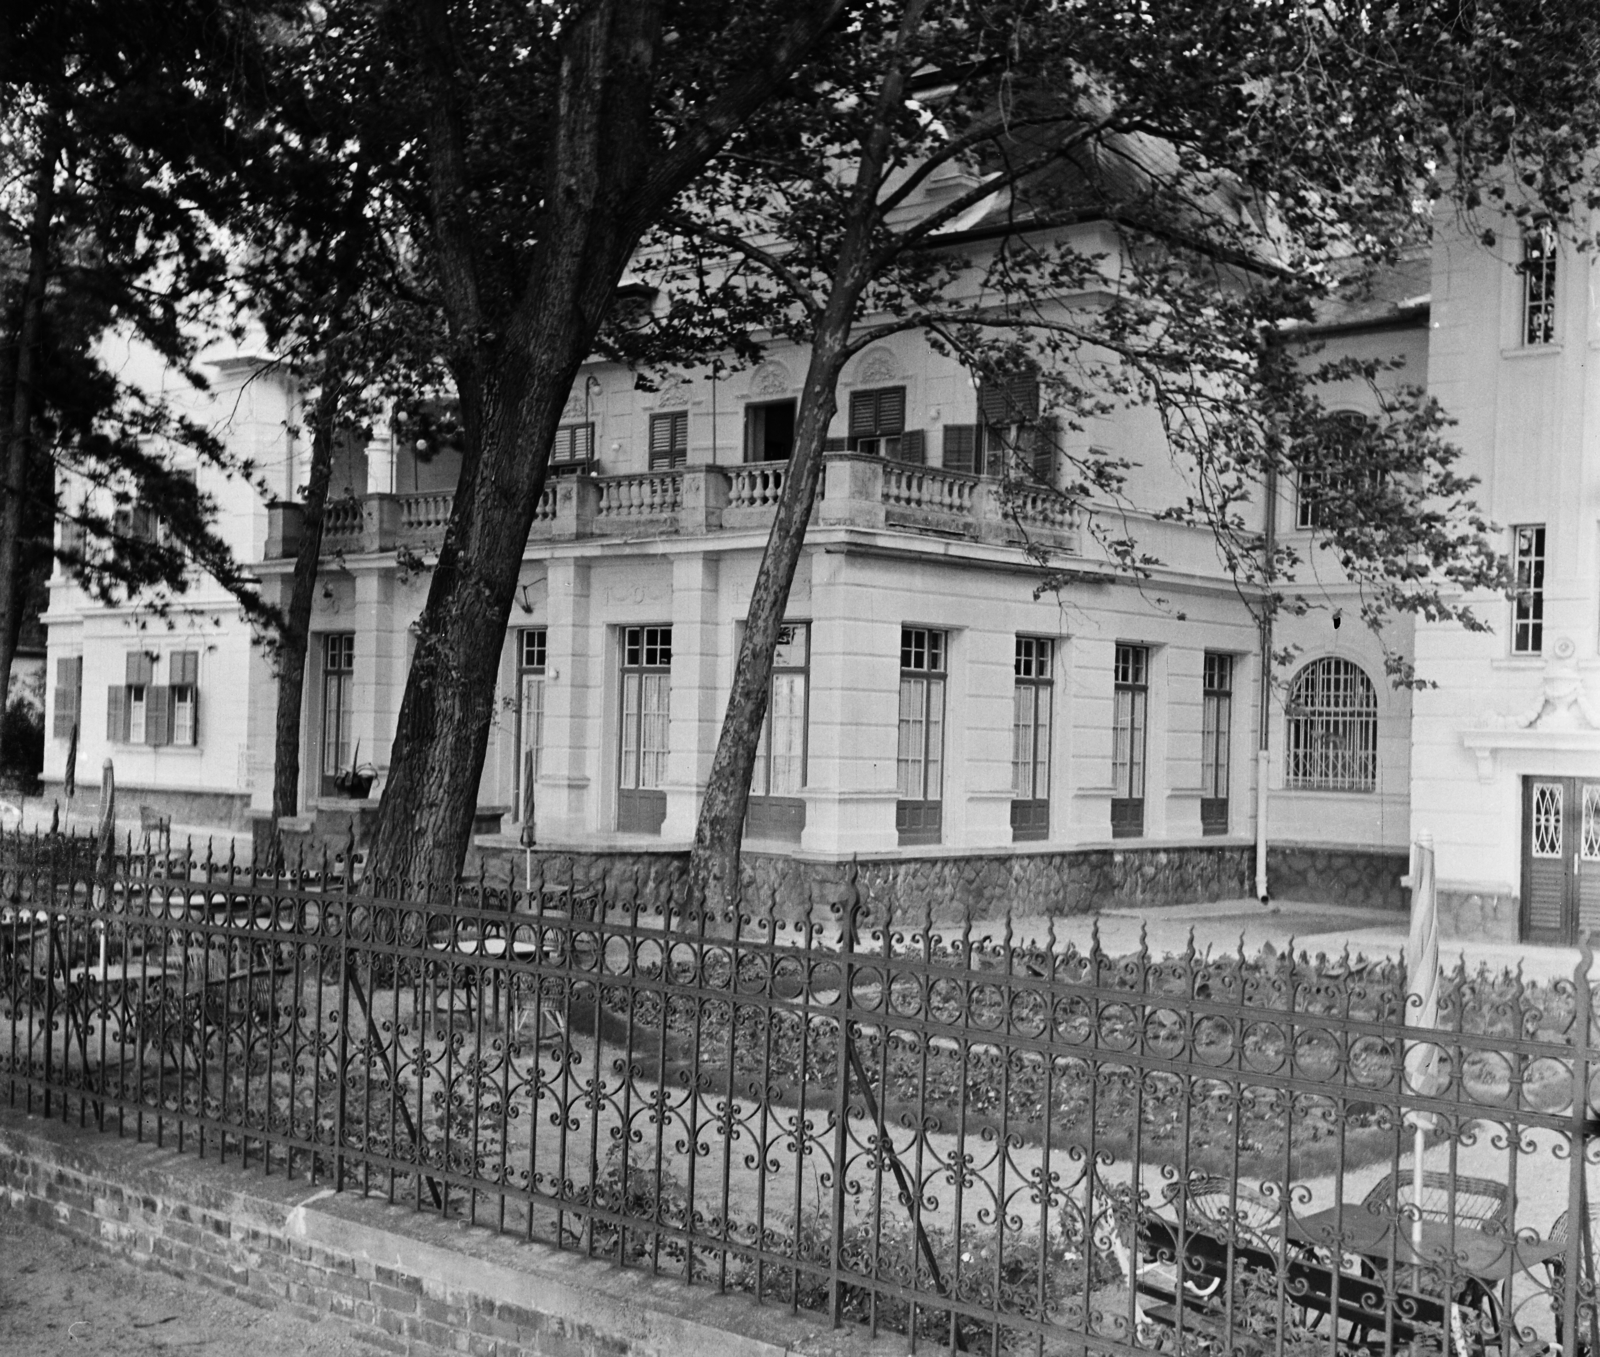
(270, 454, 1082, 559)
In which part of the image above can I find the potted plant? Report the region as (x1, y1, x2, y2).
(334, 741, 377, 799)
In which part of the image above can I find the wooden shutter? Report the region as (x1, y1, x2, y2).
(171, 651, 199, 686)
(823, 436, 849, 452)
(649, 412, 687, 469)
(188, 688, 200, 746)
(942, 425, 977, 474)
(894, 430, 926, 465)
(146, 687, 170, 745)
(1027, 420, 1057, 485)
(126, 651, 154, 685)
(849, 387, 906, 438)
(848, 390, 878, 438)
(979, 375, 1041, 425)
(107, 686, 125, 742)
(53, 658, 80, 738)
(877, 387, 906, 434)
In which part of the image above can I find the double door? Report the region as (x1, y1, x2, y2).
(1522, 776, 1600, 943)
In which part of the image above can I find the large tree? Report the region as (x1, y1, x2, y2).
(342, 0, 852, 892)
(609, 0, 1600, 919)
(1, 0, 275, 748)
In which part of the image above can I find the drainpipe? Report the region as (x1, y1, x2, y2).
(1255, 461, 1277, 906)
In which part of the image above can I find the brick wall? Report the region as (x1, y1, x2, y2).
(0, 1108, 891, 1357)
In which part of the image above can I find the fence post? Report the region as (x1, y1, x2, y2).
(334, 875, 351, 1193)
(829, 864, 860, 1329)
(1564, 935, 1597, 1357)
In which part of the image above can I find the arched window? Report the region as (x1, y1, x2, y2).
(1285, 658, 1378, 791)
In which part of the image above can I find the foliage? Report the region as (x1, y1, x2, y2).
(0, 696, 43, 787)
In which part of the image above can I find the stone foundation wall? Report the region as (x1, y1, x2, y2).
(0, 1108, 885, 1357)
(476, 840, 1411, 919)
(1437, 888, 1519, 943)
(1265, 845, 1410, 913)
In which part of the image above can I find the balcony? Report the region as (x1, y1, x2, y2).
(264, 455, 1082, 561)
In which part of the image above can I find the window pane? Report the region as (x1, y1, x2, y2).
(926, 678, 944, 797)
(769, 673, 806, 794)
(621, 672, 640, 789)
(897, 676, 924, 798)
(641, 672, 670, 787)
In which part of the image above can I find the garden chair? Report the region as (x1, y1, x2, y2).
(1361, 1171, 1511, 1233)
(1167, 1174, 1284, 1249)
(139, 805, 172, 858)
(1543, 1205, 1600, 1357)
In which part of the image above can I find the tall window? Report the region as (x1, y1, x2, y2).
(1296, 412, 1373, 530)
(896, 627, 946, 845)
(1523, 224, 1557, 346)
(978, 374, 1052, 482)
(849, 386, 923, 462)
(169, 651, 199, 747)
(1512, 524, 1546, 654)
(649, 411, 688, 470)
(517, 628, 547, 826)
(1201, 652, 1232, 835)
(1011, 637, 1053, 841)
(618, 625, 672, 833)
(1112, 644, 1148, 838)
(745, 400, 797, 462)
(321, 633, 356, 792)
(1285, 658, 1377, 791)
(748, 623, 809, 842)
(550, 423, 595, 476)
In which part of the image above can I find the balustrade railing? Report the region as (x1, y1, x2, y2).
(596, 470, 682, 520)
(533, 483, 557, 522)
(322, 497, 363, 539)
(728, 463, 786, 509)
(399, 491, 453, 534)
(882, 462, 978, 516)
(4, 829, 1595, 1357)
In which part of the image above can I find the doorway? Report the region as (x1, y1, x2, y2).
(1521, 776, 1600, 943)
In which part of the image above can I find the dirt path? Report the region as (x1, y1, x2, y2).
(0, 1208, 379, 1356)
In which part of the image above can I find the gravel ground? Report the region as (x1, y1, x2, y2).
(0, 1208, 380, 1356)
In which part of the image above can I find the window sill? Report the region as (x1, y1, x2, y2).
(1500, 343, 1563, 360)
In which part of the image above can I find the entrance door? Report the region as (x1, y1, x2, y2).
(618, 626, 671, 834)
(1521, 777, 1600, 943)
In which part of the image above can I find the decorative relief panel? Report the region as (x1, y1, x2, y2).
(749, 361, 792, 398)
(855, 347, 900, 385)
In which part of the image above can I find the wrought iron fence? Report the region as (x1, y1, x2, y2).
(3, 828, 1598, 1357)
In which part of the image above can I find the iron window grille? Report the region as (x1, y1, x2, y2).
(1522, 223, 1557, 346)
(1112, 643, 1149, 837)
(1285, 656, 1377, 791)
(1512, 524, 1546, 654)
(897, 627, 946, 845)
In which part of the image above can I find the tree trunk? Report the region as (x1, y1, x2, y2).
(687, 7, 925, 926)
(364, 0, 850, 894)
(268, 369, 344, 856)
(364, 359, 579, 897)
(0, 116, 61, 750)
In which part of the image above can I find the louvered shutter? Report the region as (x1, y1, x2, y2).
(171, 651, 199, 686)
(877, 387, 906, 434)
(1028, 420, 1058, 485)
(823, 436, 849, 452)
(848, 390, 879, 438)
(126, 651, 154, 685)
(53, 658, 80, 737)
(107, 686, 125, 742)
(942, 425, 977, 474)
(649, 413, 686, 469)
(894, 430, 926, 465)
(146, 687, 170, 745)
(979, 375, 1041, 425)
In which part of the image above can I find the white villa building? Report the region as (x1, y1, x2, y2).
(37, 204, 1584, 939)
